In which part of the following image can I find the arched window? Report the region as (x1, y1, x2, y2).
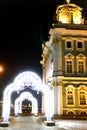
(79, 91, 86, 105)
(68, 111, 74, 116)
(67, 91, 73, 105)
(66, 85, 75, 105)
(80, 111, 87, 116)
(65, 53, 74, 75)
(58, 8, 70, 23)
(78, 86, 87, 106)
(73, 9, 82, 24)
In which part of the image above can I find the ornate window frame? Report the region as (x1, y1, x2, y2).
(76, 54, 86, 75)
(78, 86, 87, 107)
(66, 85, 75, 106)
(65, 53, 74, 75)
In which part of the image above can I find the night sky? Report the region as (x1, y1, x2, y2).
(0, 0, 87, 84)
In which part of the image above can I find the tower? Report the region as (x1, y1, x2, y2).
(41, 1, 87, 117)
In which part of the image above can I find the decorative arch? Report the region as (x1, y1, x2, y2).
(78, 85, 87, 90)
(15, 92, 38, 116)
(66, 110, 75, 115)
(2, 71, 53, 122)
(79, 111, 87, 116)
(13, 71, 42, 92)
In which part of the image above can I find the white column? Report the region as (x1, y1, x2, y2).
(42, 93, 45, 114)
(54, 83, 63, 115)
(57, 83, 63, 115)
(54, 86, 58, 115)
(19, 101, 22, 113)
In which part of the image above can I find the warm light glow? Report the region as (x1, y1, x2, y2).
(73, 10, 82, 24)
(59, 14, 69, 23)
(0, 65, 4, 73)
(66, 0, 70, 4)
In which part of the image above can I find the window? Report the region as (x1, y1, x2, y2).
(77, 42, 83, 49)
(65, 40, 73, 50)
(80, 112, 87, 116)
(68, 111, 74, 116)
(76, 54, 86, 75)
(66, 60, 72, 73)
(66, 85, 75, 106)
(79, 91, 86, 105)
(67, 41, 72, 48)
(78, 86, 87, 106)
(65, 53, 74, 75)
(67, 91, 74, 105)
(76, 40, 84, 51)
(78, 60, 84, 74)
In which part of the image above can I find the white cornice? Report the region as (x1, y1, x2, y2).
(50, 28, 87, 37)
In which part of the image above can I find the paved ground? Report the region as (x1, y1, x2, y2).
(0, 116, 87, 130)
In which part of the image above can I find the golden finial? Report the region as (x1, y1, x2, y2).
(66, 0, 70, 4)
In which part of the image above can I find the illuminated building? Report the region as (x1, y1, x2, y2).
(41, 0, 87, 117)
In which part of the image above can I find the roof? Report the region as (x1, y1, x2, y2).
(56, 3, 83, 14)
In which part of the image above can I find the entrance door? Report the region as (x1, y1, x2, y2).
(22, 99, 32, 115)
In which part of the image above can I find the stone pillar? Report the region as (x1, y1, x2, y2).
(53, 36, 63, 76)
(53, 78, 63, 115)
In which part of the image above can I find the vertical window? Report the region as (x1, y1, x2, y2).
(76, 40, 84, 51)
(79, 91, 86, 105)
(77, 42, 83, 49)
(65, 53, 74, 75)
(67, 41, 72, 48)
(78, 60, 84, 74)
(76, 54, 86, 75)
(65, 40, 73, 50)
(67, 91, 74, 105)
(66, 86, 74, 106)
(66, 60, 72, 73)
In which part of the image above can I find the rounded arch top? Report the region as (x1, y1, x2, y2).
(20, 92, 33, 100)
(14, 71, 42, 83)
(13, 71, 43, 91)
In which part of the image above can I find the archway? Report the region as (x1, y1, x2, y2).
(15, 92, 38, 116)
(2, 71, 53, 122)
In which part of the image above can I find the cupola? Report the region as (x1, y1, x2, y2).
(56, 0, 83, 24)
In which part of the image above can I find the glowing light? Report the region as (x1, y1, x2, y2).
(14, 71, 42, 91)
(43, 84, 54, 121)
(0, 65, 4, 73)
(66, 0, 70, 4)
(15, 98, 20, 116)
(15, 92, 38, 116)
(59, 15, 69, 23)
(2, 83, 14, 122)
(2, 71, 53, 122)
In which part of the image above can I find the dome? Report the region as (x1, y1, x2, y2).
(56, 3, 83, 24)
